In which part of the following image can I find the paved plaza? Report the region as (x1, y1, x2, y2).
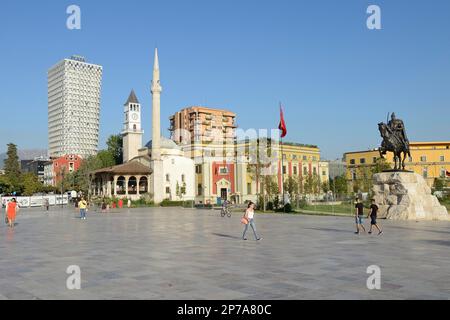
(0, 206, 449, 300)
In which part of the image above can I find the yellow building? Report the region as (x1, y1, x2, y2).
(181, 139, 328, 204)
(344, 141, 450, 190)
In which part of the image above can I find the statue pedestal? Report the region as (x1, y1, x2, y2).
(372, 172, 449, 221)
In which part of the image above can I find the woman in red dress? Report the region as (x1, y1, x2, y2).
(6, 198, 19, 228)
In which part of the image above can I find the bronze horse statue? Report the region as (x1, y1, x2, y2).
(378, 122, 411, 171)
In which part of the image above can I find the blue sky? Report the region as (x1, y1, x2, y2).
(0, 0, 449, 159)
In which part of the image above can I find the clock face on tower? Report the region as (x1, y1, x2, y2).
(131, 113, 139, 121)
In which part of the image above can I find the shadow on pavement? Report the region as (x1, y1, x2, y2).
(211, 233, 241, 239)
(303, 227, 350, 234)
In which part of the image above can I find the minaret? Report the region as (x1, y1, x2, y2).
(121, 90, 143, 163)
(151, 48, 162, 160)
(150, 48, 164, 204)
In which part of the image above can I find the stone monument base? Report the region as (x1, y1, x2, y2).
(372, 172, 449, 221)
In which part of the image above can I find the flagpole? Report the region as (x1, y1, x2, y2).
(279, 102, 286, 212)
(281, 134, 285, 212)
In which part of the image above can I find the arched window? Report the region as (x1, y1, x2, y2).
(117, 176, 126, 195)
(128, 176, 137, 194)
(133, 124, 137, 131)
(139, 177, 148, 193)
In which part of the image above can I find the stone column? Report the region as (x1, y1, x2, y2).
(106, 179, 112, 197)
(136, 175, 141, 196)
(125, 176, 129, 196)
(113, 176, 118, 196)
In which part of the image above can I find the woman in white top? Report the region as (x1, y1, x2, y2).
(242, 202, 261, 241)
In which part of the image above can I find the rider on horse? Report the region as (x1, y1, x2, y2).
(387, 113, 409, 150)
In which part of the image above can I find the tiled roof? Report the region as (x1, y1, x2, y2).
(92, 161, 151, 175)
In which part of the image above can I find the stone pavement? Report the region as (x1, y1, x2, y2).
(0, 206, 449, 300)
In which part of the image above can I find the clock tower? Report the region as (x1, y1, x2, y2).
(122, 89, 143, 163)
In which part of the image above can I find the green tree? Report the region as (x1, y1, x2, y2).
(285, 176, 298, 200)
(0, 175, 12, 194)
(21, 173, 44, 196)
(321, 181, 330, 194)
(433, 178, 445, 191)
(304, 174, 313, 195)
(3, 143, 21, 191)
(97, 150, 116, 168)
(371, 157, 391, 174)
(106, 134, 123, 165)
(330, 175, 348, 198)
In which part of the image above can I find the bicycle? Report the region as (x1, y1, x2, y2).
(220, 206, 232, 218)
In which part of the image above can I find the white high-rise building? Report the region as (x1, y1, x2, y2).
(48, 55, 103, 158)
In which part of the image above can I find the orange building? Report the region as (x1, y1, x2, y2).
(44, 154, 83, 186)
(169, 106, 237, 145)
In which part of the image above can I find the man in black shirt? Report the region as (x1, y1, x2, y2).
(368, 199, 383, 235)
(354, 198, 366, 234)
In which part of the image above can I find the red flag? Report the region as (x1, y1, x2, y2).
(278, 105, 287, 138)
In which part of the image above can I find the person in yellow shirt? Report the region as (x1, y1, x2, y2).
(78, 197, 88, 220)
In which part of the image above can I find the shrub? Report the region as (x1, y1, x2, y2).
(284, 203, 293, 213)
(275, 203, 293, 213)
(160, 200, 184, 207)
(297, 198, 308, 209)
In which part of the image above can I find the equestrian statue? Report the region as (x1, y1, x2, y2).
(378, 113, 411, 171)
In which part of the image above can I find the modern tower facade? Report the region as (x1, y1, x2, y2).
(122, 90, 143, 163)
(48, 55, 103, 158)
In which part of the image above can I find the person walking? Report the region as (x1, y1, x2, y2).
(6, 198, 19, 228)
(127, 198, 131, 209)
(118, 198, 123, 209)
(242, 202, 261, 241)
(78, 197, 88, 220)
(44, 198, 50, 212)
(101, 199, 107, 213)
(368, 199, 383, 235)
(354, 198, 366, 234)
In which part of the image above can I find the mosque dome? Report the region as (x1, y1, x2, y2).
(145, 136, 181, 150)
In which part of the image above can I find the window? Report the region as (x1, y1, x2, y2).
(303, 167, 308, 175)
(322, 170, 326, 176)
(195, 165, 202, 174)
(282, 154, 287, 160)
(422, 168, 428, 178)
(352, 171, 357, 180)
(440, 168, 446, 178)
(360, 158, 366, 164)
(69, 162, 74, 172)
(420, 156, 427, 162)
(181, 174, 185, 182)
(293, 166, 298, 175)
(197, 184, 203, 196)
(219, 167, 228, 174)
(166, 174, 170, 182)
(303, 156, 307, 161)
(165, 187, 171, 194)
(282, 166, 287, 174)
(350, 159, 355, 165)
(440, 155, 445, 162)
(312, 156, 317, 161)
(292, 155, 297, 160)
(247, 183, 252, 194)
(313, 167, 317, 175)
